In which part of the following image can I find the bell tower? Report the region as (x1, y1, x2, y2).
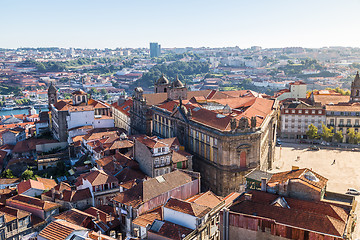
(350, 72, 360, 102)
(47, 82, 58, 110)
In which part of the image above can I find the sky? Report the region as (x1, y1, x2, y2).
(1, 0, 360, 49)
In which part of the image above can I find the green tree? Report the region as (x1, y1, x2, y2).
(104, 94, 110, 100)
(89, 88, 98, 95)
(100, 89, 107, 95)
(21, 169, 35, 180)
(306, 124, 319, 141)
(321, 124, 334, 142)
(1, 169, 15, 178)
(347, 128, 359, 144)
(334, 130, 344, 143)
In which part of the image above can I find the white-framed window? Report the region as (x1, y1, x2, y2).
(298, 110, 302, 114)
(166, 156, 170, 164)
(214, 138, 218, 146)
(305, 110, 309, 114)
(285, 110, 289, 113)
(155, 158, 159, 166)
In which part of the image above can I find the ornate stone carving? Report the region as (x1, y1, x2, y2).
(238, 117, 249, 130)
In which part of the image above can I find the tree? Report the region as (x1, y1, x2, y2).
(306, 124, 319, 141)
(104, 94, 110, 100)
(21, 169, 35, 180)
(334, 130, 344, 143)
(89, 88, 98, 95)
(100, 89, 107, 95)
(321, 124, 334, 142)
(1, 169, 15, 178)
(347, 128, 359, 144)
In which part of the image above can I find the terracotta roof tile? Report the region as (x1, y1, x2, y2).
(165, 198, 210, 217)
(7, 194, 61, 211)
(229, 190, 348, 237)
(39, 219, 88, 240)
(17, 179, 45, 194)
(268, 168, 328, 190)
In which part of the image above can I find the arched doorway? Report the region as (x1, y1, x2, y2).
(240, 151, 246, 168)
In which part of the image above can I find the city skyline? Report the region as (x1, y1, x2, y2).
(1, 0, 360, 49)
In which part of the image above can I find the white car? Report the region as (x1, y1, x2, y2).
(346, 188, 360, 195)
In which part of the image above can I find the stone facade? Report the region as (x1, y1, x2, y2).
(152, 101, 278, 196)
(130, 87, 152, 135)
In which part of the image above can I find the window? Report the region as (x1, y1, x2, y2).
(166, 156, 170, 164)
(160, 157, 165, 165)
(347, 119, 351, 125)
(340, 119, 344, 125)
(214, 138, 218, 146)
(154, 158, 159, 166)
(305, 110, 309, 114)
(318, 110, 322, 114)
(285, 110, 289, 113)
(291, 110, 295, 114)
(341, 112, 344, 116)
(312, 110, 315, 114)
(356, 120, 359, 126)
(206, 135, 210, 143)
(298, 110, 302, 114)
(331, 111, 334, 115)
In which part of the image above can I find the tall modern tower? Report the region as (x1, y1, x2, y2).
(150, 42, 161, 58)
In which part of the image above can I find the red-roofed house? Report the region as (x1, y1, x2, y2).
(75, 169, 119, 206)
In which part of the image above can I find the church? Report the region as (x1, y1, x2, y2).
(130, 75, 279, 196)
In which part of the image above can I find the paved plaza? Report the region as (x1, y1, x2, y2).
(272, 142, 360, 238)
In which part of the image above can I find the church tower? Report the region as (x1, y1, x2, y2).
(47, 82, 58, 109)
(154, 74, 170, 93)
(168, 76, 188, 100)
(350, 72, 360, 102)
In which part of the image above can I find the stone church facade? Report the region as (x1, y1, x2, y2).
(130, 75, 279, 196)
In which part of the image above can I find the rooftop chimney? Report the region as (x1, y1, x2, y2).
(261, 178, 267, 192)
(292, 166, 299, 171)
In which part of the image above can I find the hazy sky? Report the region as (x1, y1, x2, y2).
(1, 0, 360, 49)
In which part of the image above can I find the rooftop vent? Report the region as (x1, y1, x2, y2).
(216, 114, 226, 119)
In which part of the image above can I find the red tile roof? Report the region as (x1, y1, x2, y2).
(7, 194, 61, 211)
(75, 170, 118, 187)
(229, 190, 348, 237)
(38, 219, 88, 240)
(17, 179, 45, 194)
(268, 168, 328, 190)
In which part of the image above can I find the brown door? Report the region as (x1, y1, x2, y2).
(240, 151, 246, 168)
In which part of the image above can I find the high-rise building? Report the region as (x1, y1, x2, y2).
(150, 42, 161, 58)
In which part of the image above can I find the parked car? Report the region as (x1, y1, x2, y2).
(276, 139, 282, 146)
(346, 188, 360, 195)
(309, 145, 319, 151)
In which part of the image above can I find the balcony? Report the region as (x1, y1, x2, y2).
(346, 124, 353, 127)
(338, 124, 345, 127)
(94, 187, 120, 196)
